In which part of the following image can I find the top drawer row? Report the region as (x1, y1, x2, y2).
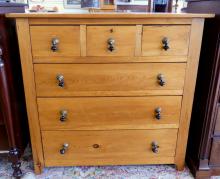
(30, 25, 190, 58)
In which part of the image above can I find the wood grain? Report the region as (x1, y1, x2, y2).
(34, 63, 186, 97)
(28, 18, 193, 25)
(135, 25, 143, 56)
(33, 56, 188, 63)
(30, 26, 80, 58)
(142, 25, 191, 56)
(175, 18, 205, 171)
(11, 14, 208, 173)
(6, 13, 215, 18)
(15, 18, 44, 174)
(80, 25, 86, 57)
(87, 26, 136, 56)
(42, 129, 178, 166)
(38, 96, 182, 130)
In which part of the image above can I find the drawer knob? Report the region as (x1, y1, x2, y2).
(157, 74, 166, 86)
(60, 110, 68, 122)
(93, 144, 100, 149)
(60, 143, 69, 154)
(51, 38, 59, 52)
(56, 74, 64, 88)
(152, 141, 159, 153)
(162, 37, 170, 51)
(155, 107, 162, 120)
(107, 38, 115, 52)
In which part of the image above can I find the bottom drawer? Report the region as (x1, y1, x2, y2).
(42, 129, 177, 166)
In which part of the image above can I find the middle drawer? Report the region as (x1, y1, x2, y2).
(38, 96, 182, 130)
(34, 63, 186, 97)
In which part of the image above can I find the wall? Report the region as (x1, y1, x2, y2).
(12, 0, 187, 11)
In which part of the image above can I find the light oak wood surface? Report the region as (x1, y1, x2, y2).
(42, 129, 178, 166)
(10, 13, 209, 173)
(28, 18, 193, 25)
(15, 19, 44, 174)
(37, 96, 182, 130)
(34, 63, 186, 97)
(33, 56, 188, 63)
(30, 26, 80, 58)
(142, 25, 190, 56)
(6, 12, 214, 18)
(175, 18, 205, 170)
(135, 25, 143, 56)
(87, 26, 136, 56)
(80, 25, 87, 57)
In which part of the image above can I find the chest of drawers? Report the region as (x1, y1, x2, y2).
(6, 12, 213, 174)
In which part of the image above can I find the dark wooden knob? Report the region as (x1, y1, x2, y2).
(60, 143, 69, 154)
(162, 37, 170, 51)
(152, 141, 159, 153)
(51, 38, 59, 52)
(107, 38, 115, 52)
(56, 74, 64, 88)
(93, 144, 100, 148)
(157, 74, 166, 86)
(60, 110, 68, 122)
(155, 107, 162, 120)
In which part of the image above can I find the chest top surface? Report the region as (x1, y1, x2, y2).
(6, 12, 214, 18)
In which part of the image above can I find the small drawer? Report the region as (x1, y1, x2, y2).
(42, 129, 177, 166)
(142, 25, 190, 56)
(87, 26, 136, 56)
(38, 96, 182, 130)
(34, 63, 186, 97)
(30, 26, 80, 58)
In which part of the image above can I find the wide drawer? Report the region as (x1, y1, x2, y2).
(42, 129, 177, 166)
(142, 25, 190, 56)
(30, 26, 80, 57)
(38, 96, 182, 130)
(87, 26, 136, 56)
(34, 63, 186, 97)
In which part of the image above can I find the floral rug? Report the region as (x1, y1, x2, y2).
(0, 146, 218, 179)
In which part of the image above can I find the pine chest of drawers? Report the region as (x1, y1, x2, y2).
(6, 12, 213, 174)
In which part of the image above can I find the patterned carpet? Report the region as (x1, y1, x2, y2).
(0, 156, 193, 179)
(0, 146, 218, 179)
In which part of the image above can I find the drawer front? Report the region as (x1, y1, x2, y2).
(38, 96, 182, 130)
(34, 63, 186, 97)
(42, 129, 177, 166)
(87, 26, 136, 56)
(142, 25, 190, 56)
(30, 26, 80, 57)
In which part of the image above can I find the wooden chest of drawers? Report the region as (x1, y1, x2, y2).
(6, 12, 213, 174)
